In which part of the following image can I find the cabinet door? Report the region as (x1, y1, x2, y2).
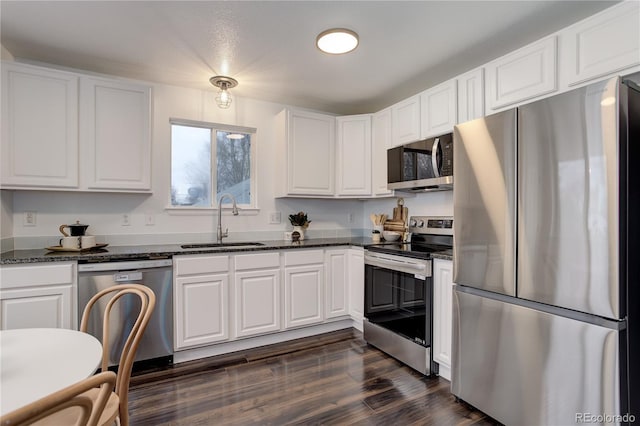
(284, 264, 324, 328)
(486, 36, 557, 110)
(336, 115, 372, 196)
(348, 248, 364, 329)
(391, 95, 421, 146)
(0, 285, 74, 329)
(372, 108, 393, 196)
(325, 249, 349, 319)
(174, 273, 229, 349)
(420, 79, 457, 138)
(457, 68, 485, 124)
(1, 63, 79, 188)
(80, 77, 151, 191)
(561, 2, 640, 87)
(234, 269, 281, 337)
(433, 259, 453, 380)
(0, 262, 76, 330)
(286, 109, 335, 195)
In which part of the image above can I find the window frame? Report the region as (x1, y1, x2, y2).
(168, 118, 258, 211)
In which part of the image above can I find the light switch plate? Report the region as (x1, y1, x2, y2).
(270, 211, 282, 224)
(23, 211, 37, 226)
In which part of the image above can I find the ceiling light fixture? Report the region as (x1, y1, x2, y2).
(316, 28, 359, 54)
(209, 75, 238, 109)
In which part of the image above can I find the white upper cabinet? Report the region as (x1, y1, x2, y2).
(80, 77, 151, 191)
(560, 2, 640, 87)
(486, 36, 557, 111)
(276, 108, 335, 196)
(0, 61, 152, 193)
(336, 115, 372, 196)
(391, 94, 421, 146)
(420, 79, 457, 138)
(456, 68, 485, 124)
(1, 63, 79, 188)
(372, 108, 393, 196)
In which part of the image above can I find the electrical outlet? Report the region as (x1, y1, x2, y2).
(144, 213, 155, 226)
(121, 214, 131, 226)
(269, 211, 281, 224)
(347, 213, 354, 223)
(23, 211, 37, 226)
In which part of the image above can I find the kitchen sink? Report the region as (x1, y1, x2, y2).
(180, 242, 265, 249)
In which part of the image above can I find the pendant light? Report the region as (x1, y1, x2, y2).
(209, 76, 238, 109)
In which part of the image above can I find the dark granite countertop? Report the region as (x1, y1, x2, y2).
(431, 250, 453, 261)
(1, 237, 453, 265)
(0, 237, 378, 265)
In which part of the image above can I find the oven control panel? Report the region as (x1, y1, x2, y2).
(409, 216, 453, 235)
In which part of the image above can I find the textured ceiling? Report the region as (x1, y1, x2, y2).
(0, 1, 617, 114)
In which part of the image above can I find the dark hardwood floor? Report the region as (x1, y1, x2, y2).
(128, 329, 496, 425)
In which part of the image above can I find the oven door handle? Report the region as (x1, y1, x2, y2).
(365, 254, 428, 274)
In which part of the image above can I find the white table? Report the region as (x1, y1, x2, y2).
(0, 328, 102, 416)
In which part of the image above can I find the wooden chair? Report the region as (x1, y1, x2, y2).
(79, 284, 156, 426)
(0, 371, 117, 426)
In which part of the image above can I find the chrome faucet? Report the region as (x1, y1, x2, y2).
(217, 193, 239, 243)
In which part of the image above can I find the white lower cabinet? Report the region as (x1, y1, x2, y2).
(174, 255, 230, 349)
(234, 252, 281, 338)
(348, 248, 365, 329)
(172, 247, 367, 356)
(433, 258, 453, 380)
(0, 262, 77, 330)
(324, 249, 349, 319)
(284, 250, 324, 328)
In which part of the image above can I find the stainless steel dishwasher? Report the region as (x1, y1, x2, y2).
(78, 257, 173, 367)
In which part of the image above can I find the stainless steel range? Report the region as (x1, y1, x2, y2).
(364, 216, 453, 375)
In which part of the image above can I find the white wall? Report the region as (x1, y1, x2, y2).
(361, 192, 452, 232)
(8, 80, 366, 249)
(1, 191, 14, 251)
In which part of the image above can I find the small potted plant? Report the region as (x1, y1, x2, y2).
(289, 211, 311, 240)
(371, 229, 381, 243)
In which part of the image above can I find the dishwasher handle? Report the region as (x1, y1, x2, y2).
(78, 258, 172, 272)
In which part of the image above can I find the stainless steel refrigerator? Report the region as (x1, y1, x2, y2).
(452, 76, 639, 425)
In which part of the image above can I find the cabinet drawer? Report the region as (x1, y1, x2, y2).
(234, 252, 280, 270)
(175, 255, 229, 276)
(1, 263, 75, 289)
(284, 249, 324, 266)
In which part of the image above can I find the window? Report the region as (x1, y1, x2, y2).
(170, 119, 256, 208)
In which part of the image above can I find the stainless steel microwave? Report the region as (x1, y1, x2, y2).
(387, 133, 453, 192)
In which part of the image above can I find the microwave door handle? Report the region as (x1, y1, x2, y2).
(431, 137, 440, 178)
